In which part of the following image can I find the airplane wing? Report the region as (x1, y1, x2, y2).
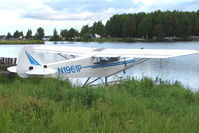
(35, 45, 199, 58)
(35, 45, 96, 56)
(93, 48, 199, 58)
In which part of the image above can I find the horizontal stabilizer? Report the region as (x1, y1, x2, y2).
(26, 68, 57, 76)
(7, 66, 17, 73)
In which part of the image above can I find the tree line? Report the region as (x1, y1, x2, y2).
(6, 27, 45, 40)
(5, 10, 199, 41)
(105, 10, 199, 40)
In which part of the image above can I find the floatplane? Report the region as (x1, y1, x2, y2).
(7, 45, 199, 86)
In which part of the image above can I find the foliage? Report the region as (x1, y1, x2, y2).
(81, 33, 91, 41)
(35, 27, 45, 40)
(6, 32, 12, 39)
(137, 14, 152, 38)
(106, 14, 126, 37)
(68, 28, 79, 39)
(50, 28, 61, 41)
(60, 28, 79, 41)
(60, 29, 69, 40)
(13, 30, 23, 39)
(105, 10, 199, 39)
(80, 25, 91, 39)
(0, 76, 199, 132)
(92, 21, 106, 37)
(123, 14, 136, 38)
(153, 24, 164, 40)
(26, 29, 32, 39)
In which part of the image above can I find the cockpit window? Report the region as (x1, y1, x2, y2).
(93, 57, 120, 64)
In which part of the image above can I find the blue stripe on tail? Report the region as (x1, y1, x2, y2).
(25, 51, 41, 66)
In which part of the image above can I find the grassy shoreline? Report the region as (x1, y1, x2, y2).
(0, 40, 44, 44)
(0, 76, 199, 132)
(1, 38, 198, 44)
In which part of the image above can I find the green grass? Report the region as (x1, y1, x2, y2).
(0, 40, 44, 44)
(0, 76, 199, 133)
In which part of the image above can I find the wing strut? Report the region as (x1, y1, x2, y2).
(82, 77, 91, 87)
(130, 58, 151, 67)
(82, 77, 106, 87)
(123, 57, 127, 74)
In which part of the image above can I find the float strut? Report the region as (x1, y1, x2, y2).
(82, 77, 91, 87)
(88, 77, 102, 85)
(105, 77, 108, 85)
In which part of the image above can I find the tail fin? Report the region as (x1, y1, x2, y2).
(17, 46, 43, 78)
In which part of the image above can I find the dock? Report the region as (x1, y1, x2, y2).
(0, 57, 17, 77)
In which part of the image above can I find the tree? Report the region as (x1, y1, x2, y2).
(26, 29, 32, 39)
(106, 14, 126, 37)
(60, 29, 69, 40)
(123, 14, 136, 38)
(105, 20, 114, 38)
(92, 21, 105, 37)
(80, 25, 91, 36)
(152, 10, 165, 38)
(135, 12, 146, 37)
(68, 28, 79, 39)
(13, 30, 20, 39)
(6, 32, 12, 39)
(189, 12, 197, 36)
(152, 10, 163, 25)
(80, 25, 91, 40)
(195, 16, 199, 36)
(154, 24, 165, 40)
(19, 31, 23, 37)
(81, 33, 91, 41)
(35, 27, 45, 40)
(196, 10, 199, 35)
(50, 28, 60, 41)
(162, 11, 173, 37)
(137, 15, 153, 38)
(177, 13, 192, 38)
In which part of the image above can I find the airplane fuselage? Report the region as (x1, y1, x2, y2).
(47, 55, 135, 78)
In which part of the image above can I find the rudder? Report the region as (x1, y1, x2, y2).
(17, 46, 43, 78)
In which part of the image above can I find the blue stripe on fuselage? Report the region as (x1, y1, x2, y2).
(82, 59, 135, 69)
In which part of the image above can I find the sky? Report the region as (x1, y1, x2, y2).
(0, 0, 198, 35)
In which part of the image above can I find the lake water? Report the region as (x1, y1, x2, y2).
(0, 41, 199, 92)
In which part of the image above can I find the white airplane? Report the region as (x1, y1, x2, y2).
(7, 45, 199, 86)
